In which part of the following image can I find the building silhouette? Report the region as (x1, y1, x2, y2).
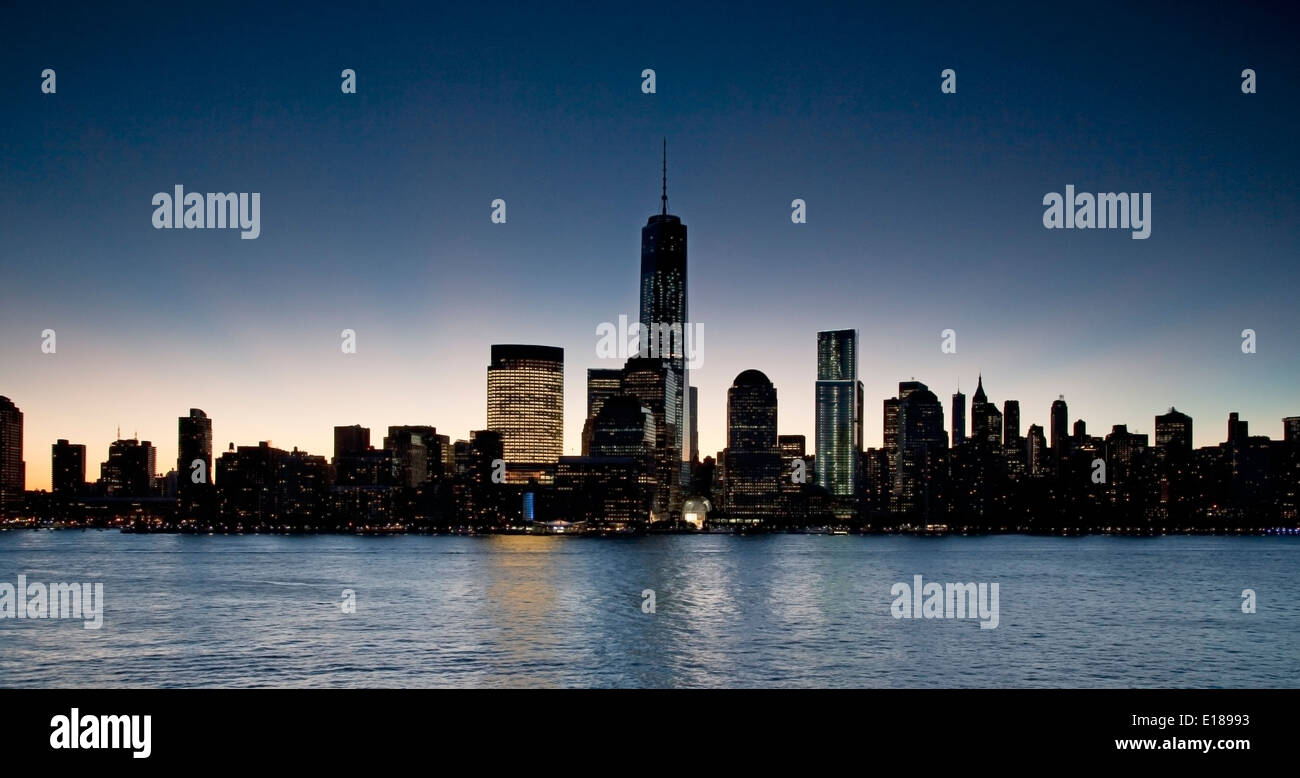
(177, 409, 214, 519)
(1155, 408, 1193, 455)
(887, 381, 947, 517)
(1003, 400, 1021, 444)
(621, 356, 682, 520)
(177, 408, 212, 487)
(1027, 424, 1048, 476)
(334, 425, 370, 459)
(723, 370, 781, 522)
(101, 437, 156, 497)
(582, 368, 623, 456)
(52, 439, 85, 495)
(0, 397, 24, 517)
(951, 389, 966, 448)
(689, 385, 699, 465)
(556, 394, 657, 529)
(1051, 395, 1070, 469)
(970, 375, 1002, 447)
(384, 425, 445, 487)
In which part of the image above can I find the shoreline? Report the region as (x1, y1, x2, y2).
(2, 524, 1297, 537)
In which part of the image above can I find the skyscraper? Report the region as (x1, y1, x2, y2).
(178, 408, 213, 490)
(970, 375, 1002, 447)
(0, 397, 24, 516)
(816, 329, 860, 500)
(101, 437, 155, 497)
(951, 389, 966, 447)
(582, 368, 624, 456)
(639, 141, 689, 492)
(334, 425, 370, 459)
(589, 395, 656, 457)
(1050, 396, 1069, 454)
(1155, 408, 1193, 455)
(778, 435, 806, 461)
(1227, 412, 1248, 445)
(1105, 425, 1148, 474)
(486, 344, 564, 484)
(556, 393, 657, 530)
(724, 370, 781, 521)
(384, 425, 440, 487)
(1285, 416, 1300, 444)
(887, 381, 947, 515)
(52, 439, 86, 495)
(689, 385, 699, 466)
(1003, 400, 1021, 443)
(455, 430, 507, 525)
(333, 425, 398, 505)
(1027, 424, 1048, 475)
(622, 356, 682, 519)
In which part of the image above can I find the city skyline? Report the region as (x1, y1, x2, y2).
(3, 366, 1298, 495)
(3, 3, 1298, 492)
(3, 275, 1300, 493)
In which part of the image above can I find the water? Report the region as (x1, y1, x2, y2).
(0, 530, 1295, 688)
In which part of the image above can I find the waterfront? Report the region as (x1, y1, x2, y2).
(0, 531, 1295, 688)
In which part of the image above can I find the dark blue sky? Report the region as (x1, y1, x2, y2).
(2, 1, 1298, 488)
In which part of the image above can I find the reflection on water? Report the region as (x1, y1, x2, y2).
(0, 531, 1296, 688)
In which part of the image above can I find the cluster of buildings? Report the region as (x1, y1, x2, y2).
(2, 154, 1298, 533)
(4, 364, 1297, 532)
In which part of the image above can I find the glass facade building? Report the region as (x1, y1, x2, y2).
(639, 147, 690, 499)
(815, 329, 861, 498)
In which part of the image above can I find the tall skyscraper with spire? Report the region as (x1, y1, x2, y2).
(638, 140, 689, 512)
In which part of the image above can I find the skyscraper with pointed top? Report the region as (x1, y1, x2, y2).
(637, 140, 689, 514)
(640, 139, 688, 334)
(970, 374, 1002, 447)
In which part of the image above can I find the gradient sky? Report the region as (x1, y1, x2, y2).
(2, 2, 1298, 491)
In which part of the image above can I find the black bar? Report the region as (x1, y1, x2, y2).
(0, 689, 1288, 767)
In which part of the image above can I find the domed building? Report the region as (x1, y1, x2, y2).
(682, 496, 711, 529)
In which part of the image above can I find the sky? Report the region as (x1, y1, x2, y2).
(2, 1, 1298, 491)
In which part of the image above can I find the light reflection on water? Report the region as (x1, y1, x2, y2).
(0, 530, 1296, 688)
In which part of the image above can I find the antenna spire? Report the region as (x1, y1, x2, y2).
(661, 137, 667, 215)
